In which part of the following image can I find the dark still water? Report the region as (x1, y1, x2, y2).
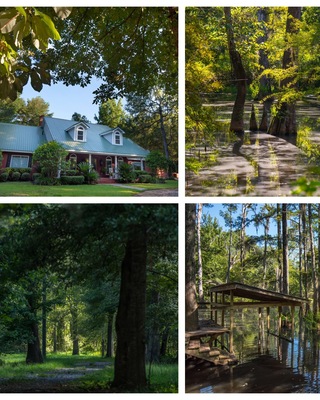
(186, 314, 320, 393)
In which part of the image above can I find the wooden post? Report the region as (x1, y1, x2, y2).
(267, 307, 270, 332)
(214, 292, 218, 323)
(278, 306, 282, 335)
(258, 307, 262, 346)
(221, 293, 225, 348)
(230, 290, 234, 353)
(291, 305, 295, 340)
(221, 293, 225, 327)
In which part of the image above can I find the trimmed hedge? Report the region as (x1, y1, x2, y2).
(0, 172, 9, 182)
(60, 175, 85, 185)
(20, 172, 31, 181)
(139, 174, 154, 183)
(11, 171, 21, 181)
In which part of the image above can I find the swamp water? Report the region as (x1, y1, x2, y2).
(186, 101, 320, 196)
(186, 312, 320, 393)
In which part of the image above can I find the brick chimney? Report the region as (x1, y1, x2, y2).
(39, 115, 44, 126)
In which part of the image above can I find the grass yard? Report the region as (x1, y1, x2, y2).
(0, 353, 178, 393)
(0, 180, 178, 197)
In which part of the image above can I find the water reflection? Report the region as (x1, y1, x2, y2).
(186, 101, 320, 196)
(186, 314, 320, 393)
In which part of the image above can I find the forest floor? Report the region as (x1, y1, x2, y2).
(0, 360, 113, 393)
(186, 132, 319, 196)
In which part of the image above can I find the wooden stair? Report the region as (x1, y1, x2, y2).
(185, 339, 237, 366)
(98, 177, 116, 184)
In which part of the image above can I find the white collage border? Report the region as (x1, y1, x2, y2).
(3, 2, 320, 400)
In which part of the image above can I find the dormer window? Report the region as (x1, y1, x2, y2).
(114, 131, 121, 145)
(76, 126, 84, 141)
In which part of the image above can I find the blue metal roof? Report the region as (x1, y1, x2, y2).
(44, 117, 149, 157)
(0, 122, 45, 152)
(0, 118, 149, 158)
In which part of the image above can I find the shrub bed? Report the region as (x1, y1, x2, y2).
(0, 172, 9, 182)
(61, 175, 85, 185)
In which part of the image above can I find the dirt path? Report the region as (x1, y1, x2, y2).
(0, 361, 112, 393)
(186, 132, 318, 196)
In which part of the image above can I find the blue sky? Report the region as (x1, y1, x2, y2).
(203, 204, 278, 237)
(21, 78, 103, 122)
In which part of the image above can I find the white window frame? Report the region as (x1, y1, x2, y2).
(10, 155, 29, 168)
(113, 130, 122, 145)
(76, 126, 85, 142)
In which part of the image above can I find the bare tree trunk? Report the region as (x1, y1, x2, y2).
(268, 7, 301, 136)
(276, 204, 282, 292)
(112, 225, 147, 390)
(224, 7, 247, 133)
(240, 204, 249, 273)
(282, 204, 289, 295)
(308, 204, 319, 316)
(197, 204, 204, 302)
(186, 204, 199, 331)
(26, 292, 43, 364)
(262, 216, 270, 289)
(106, 312, 114, 358)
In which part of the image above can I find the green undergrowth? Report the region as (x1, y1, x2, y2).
(0, 353, 178, 393)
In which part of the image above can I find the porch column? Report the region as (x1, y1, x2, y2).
(89, 154, 92, 167)
(140, 158, 144, 170)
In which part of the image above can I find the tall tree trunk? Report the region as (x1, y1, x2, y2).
(112, 225, 147, 390)
(160, 326, 170, 358)
(282, 204, 289, 295)
(257, 8, 273, 131)
(106, 312, 114, 358)
(42, 278, 47, 359)
(159, 103, 170, 161)
(298, 204, 303, 298)
(197, 204, 204, 302)
(276, 204, 282, 292)
(224, 7, 247, 133)
(26, 292, 43, 364)
(240, 204, 249, 273)
(186, 204, 199, 331)
(301, 204, 308, 302)
(268, 7, 302, 136)
(262, 216, 270, 289)
(308, 204, 319, 316)
(146, 290, 160, 363)
(70, 306, 79, 356)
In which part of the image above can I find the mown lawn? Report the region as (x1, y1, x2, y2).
(0, 353, 178, 393)
(0, 180, 178, 197)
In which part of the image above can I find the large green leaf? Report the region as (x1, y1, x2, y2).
(0, 9, 19, 33)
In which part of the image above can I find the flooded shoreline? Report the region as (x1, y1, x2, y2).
(186, 101, 320, 196)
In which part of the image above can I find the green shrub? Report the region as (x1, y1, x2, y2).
(11, 171, 21, 181)
(32, 173, 41, 181)
(139, 174, 154, 183)
(20, 172, 31, 181)
(0, 172, 8, 182)
(78, 162, 99, 184)
(60, 175, 85, 185)
(118, 163, 134, 183)
(65, 169, 78, 176)
(34, 176, 61, 186)
(87, 170, 99, 184)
